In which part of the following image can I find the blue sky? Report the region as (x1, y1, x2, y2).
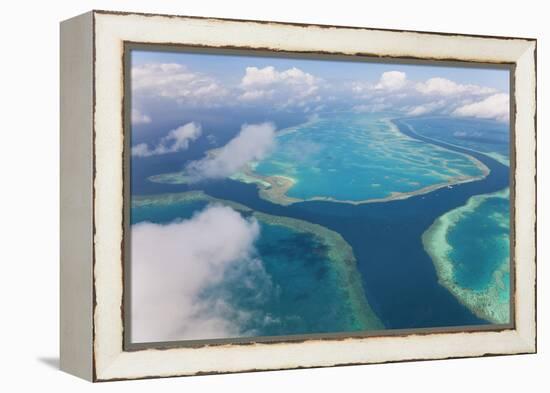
(132, 49, 509, 92)
(130, 48, 511, 138)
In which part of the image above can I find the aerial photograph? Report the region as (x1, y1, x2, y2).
(128, 48, 511, 344)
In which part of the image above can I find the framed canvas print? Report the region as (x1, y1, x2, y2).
(60, 10, 537, 381)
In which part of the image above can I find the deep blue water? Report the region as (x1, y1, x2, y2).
(131, 200, 205, 224)
(131, 117, 509, 329)
(403, 117, 509, 158)
(133, 199, 373, 334)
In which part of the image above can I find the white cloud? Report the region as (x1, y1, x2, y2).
(132, 63, 227, 106)
(238, 89, 273, 101)
(452, 93, 509, 122)
(406, 105, 431, 116)
(352, 103, 391, 113)
(241, 66, 278, 87)
(206, 134, 217, 145)
(406, 100, 446, 116)
(131, 109, 151, 125)
(131, 122, 202, 157)
(241, 66, 316, 89)
(374, 71, 408, 91)
(186, 123, 276, 181)
(238, 66, 319, 107)
(350, 71, 505, 118)
(131, 61, 507, 121)
(351, 83, 367, 94)
(131, 205, 265, 343)
(416, 77, 497, 96)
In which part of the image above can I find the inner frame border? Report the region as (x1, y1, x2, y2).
(121, 41, 517, 352)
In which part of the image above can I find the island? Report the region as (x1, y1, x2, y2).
(150, 113, 489, 206)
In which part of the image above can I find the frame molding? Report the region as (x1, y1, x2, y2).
(60, 10, 536, 381)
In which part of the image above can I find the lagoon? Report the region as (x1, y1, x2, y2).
(132, 191, 383, 338)
(244, 112, 488, 205)
(422, 188, 510, 324)
(133, 115, 510, 331)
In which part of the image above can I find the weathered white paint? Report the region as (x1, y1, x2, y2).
(62, 10, 536, 381)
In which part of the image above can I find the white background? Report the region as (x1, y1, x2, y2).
(0, 0, 546, 391)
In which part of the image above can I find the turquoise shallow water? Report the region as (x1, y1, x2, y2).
(406, 117, 510, 299)
(202, 222, 367, 335)
(407, 116, 511, 322)
(253, 112, 485, 202)
(131, 199, 204, 224)
(132, 197, 378, 337)
(421, 187, 510, 323)
(131, 114, 510, 334)
(448, 192, 509, 291)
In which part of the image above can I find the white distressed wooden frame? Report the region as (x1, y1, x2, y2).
(60, 10, 537, 382)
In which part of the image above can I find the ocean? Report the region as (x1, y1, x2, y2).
(130, 114, 510, 336)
